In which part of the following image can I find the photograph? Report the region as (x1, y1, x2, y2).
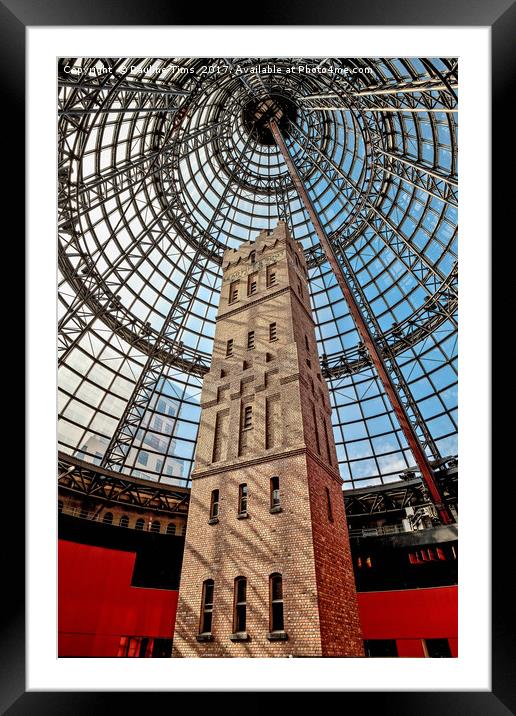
(56, 56, 459, 659)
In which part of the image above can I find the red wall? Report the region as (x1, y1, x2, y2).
(58, 540, 178, 657)
(59, 539, 457, 657)
(357, 586, 458, 657)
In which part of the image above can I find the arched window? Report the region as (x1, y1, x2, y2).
(233, 577, 247, 633)
(119, 515, 129, 528)
(238, 484, 248, 515)
(210, 489, 220, 520)
(199, 579, 214, 635)
(269, 573, 285, 632)
(103, 512, 113, 525)
(270, 476, 280, 511)
(150, 520, 161, 533)
(135, 517, 145, 531)
(166, 523, 176, 535)
(249, 250, 256, 264)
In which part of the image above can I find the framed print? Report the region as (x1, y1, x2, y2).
(9, 0, 509, 710)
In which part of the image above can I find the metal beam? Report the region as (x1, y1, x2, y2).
(269, 118, 453, 525)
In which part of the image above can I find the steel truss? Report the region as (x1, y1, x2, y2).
(58, 452, 190, 515)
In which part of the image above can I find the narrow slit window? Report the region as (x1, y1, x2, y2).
(270, 476, 280, 509)
(210, 489, 220, 519)
(229, 280, 239, 304)
(269, 573, 284, 632)
(243, 405, 253, 430)
(249, 250, 256, 264)
(266, 263, 277, 287)
(247, 330, 255, 350)
(325, 486, 334, 523)
(199, 579, 214, 635)
(238, 483, 248, 514)
(247, 272, 258, 296)
(305, 335, 310, 351)
(233, 577, 247, 633)
(269, 322, 277, 341)
(226, 339, 234, 357)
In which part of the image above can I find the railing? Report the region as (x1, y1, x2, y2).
(58, 504, 185, 536)
(349, 524, 413, 538)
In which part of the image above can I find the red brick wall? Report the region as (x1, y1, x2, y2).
(307, 454, 364, 656)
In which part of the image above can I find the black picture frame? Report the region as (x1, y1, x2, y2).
(11, 0, 508, 710)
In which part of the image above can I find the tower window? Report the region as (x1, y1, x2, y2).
(269, 322, 277, 341)
(247, 330, 255, 350)
(229, 280, 239, 304)
(325, 487, 334, 523)
(269, 573, 285, 632)
(305, 335, 310, 351)
(270, 476, 281, 510)
(210, 489, 220, 519)
(103, 512, 113, 525)
(297, 279, 303, 297)
(247, 272, 258, 296)
(266, 264, 277, 287)
(243, 405, 253, 430)
(226, 339, 234, 357)
(199, 579, 214, 635)
(238, 483, 248, 515)
(233, 577, 247, 633)
(249, 250, 256, 264)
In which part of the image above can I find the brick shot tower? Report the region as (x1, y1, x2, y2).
(173, 221, 363, 657)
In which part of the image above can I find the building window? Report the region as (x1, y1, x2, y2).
(118, 636, 154, 658)
(199, 579, 214, 635)
(233, 577, 247, 633)
(269, 573, 285, 632)
(103, 512, 113, 525)
(249, 250, 256, 264)
(119, 515, 129, 528)
(138, 451, 148, 466)
(297, 279, 303, 297)
(247, 330, 255, 350)
(243, 405, 253, 430)
(364, 639, 398, 657)
(210, 489, 220, 520)
(238, 483, 248, 515)
(229, 280, 239, 304)
(424, 639, 452, 658)
(266, 264, 277, 287)
(166, 523, 176, 535)
(181, 524, 187, 536)
(58, 500, 64, 513)
(325, 487, 334, 522)
(135, 517, 145, 531)
(305, 335, 310, 351)
(247, 272, 257, 296)
(150, 520, 160, 533)
(270, 476, 280, 510)
(269, 322, 277, 341)
(226, 339, 234, 357)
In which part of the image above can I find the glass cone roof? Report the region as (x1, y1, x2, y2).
(58, 57, 458, 489)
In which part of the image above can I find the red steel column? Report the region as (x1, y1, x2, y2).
(269, 118, 453, 525)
